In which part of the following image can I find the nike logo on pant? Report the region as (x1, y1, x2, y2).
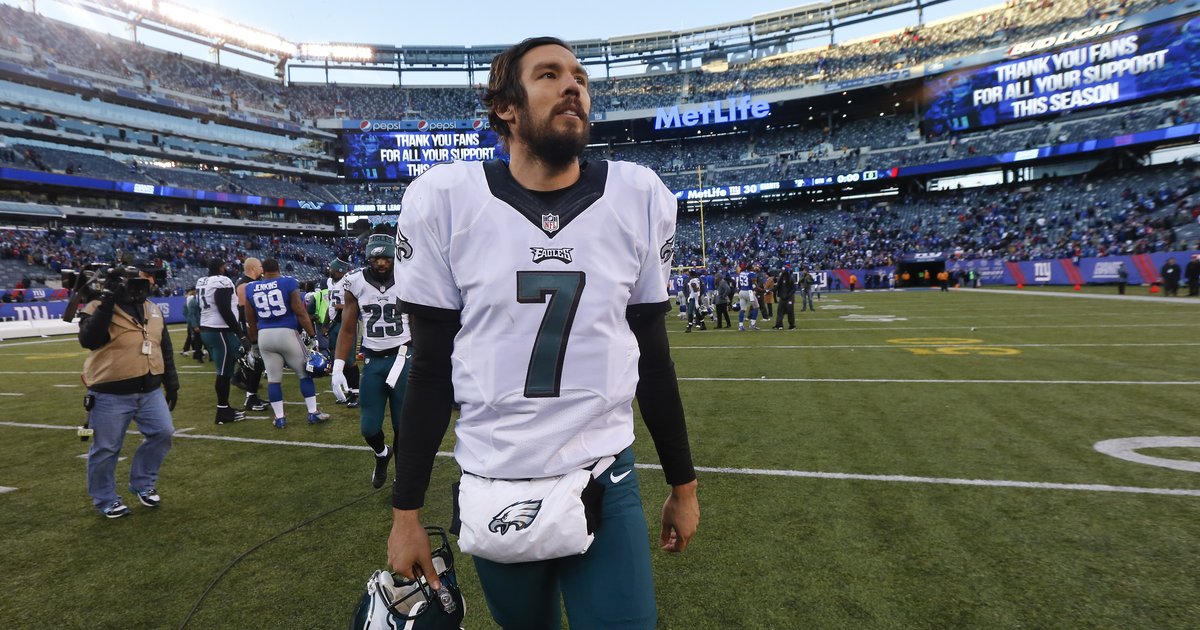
(610, 470, 631, 483)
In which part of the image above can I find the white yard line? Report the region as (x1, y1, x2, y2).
(673, 342, 1200, 350)
(0, 486, 16, 493)
(1, 421, 1196, 498)
(0, 372, 1192, 385)
(679, 377, 1200, 385)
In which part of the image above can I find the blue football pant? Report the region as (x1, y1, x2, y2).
(471, 447, 656, 630)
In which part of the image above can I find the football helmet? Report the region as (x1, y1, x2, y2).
(231, 345, 263, 392)
(350, 527, 465, 630)
(305, 349, 330, 378)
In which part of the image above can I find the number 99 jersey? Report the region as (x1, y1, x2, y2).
(342, 269, 410, 352)
(247, 276, 300, 330)
(394, 159, 676, 480)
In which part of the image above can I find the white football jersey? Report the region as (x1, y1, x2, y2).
(326, 275, 344, 322)
(342, 269, 410, 351)
(396, 160, 675, 480)
(196, 274, 238, 329)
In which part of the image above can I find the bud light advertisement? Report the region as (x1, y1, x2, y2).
(922, 13, 1200, 134)
(342, 130, 504, 180)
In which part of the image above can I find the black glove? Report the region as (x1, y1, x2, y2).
(165, 388, 178, 411)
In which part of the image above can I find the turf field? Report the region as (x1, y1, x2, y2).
(1, 288, 1198, 628)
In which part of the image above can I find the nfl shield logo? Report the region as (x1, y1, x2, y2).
(541, 213, 560, 233)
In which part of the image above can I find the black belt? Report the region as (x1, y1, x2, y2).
(362, 345, 405, 358)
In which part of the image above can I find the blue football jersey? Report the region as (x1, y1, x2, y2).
(248, 276, 300, 330)
(737, 270, 756, 291)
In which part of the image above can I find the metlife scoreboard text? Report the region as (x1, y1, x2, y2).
(342, 130, 503, 180)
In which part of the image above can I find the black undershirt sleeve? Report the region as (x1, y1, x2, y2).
(214, 287, 239, 332)
(392, 304, 461, 510)
(628, 303, 696, 486)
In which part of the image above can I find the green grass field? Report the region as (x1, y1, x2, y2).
(2, 288, 1199, 629)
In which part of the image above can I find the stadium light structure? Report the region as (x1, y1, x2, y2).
(297, 43, 375, 62)
(117, 0, 297, 57)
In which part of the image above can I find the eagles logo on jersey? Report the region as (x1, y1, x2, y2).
(395, 229, 414, 261)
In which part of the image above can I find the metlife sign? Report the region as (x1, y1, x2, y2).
(654, 96, 770, 130)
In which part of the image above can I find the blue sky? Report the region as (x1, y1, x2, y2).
(8, 0, 988, 82)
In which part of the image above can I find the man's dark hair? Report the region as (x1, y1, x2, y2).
(262, 258, 280, 273)
(207, 258, 225, 275)
(483, 36, 575, 139)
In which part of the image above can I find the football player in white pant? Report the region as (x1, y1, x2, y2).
(387, 37, 699, 630)
(332, 234, 411, 489)
(243, 259, 330, 428)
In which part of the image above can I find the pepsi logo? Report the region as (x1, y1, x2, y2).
(359, 120, 371, 131)
(472, 119, 484, 131)
(417, 120, 429, 131)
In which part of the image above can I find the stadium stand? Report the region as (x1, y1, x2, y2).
(0, 0, 1197, 300)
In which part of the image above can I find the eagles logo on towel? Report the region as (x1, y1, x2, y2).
(489, 499, 542, 534)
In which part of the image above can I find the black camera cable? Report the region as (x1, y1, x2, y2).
(177, 485, 382, 630)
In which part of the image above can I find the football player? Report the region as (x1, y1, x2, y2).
(196, 258, 244, 425)
(735, 262, 759, 330)
(332, 234, 410, 488)
(327, 257, 361, 407)
(387, 37, 698, 630)
(234, 257, 269, 412)
(243, 258, 330, 428)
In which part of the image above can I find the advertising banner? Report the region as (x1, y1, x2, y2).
(0, 296, 187, 324)
(922, 13, 1200, 134)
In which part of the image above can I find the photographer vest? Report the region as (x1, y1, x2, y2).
(80, 300, 165, 387)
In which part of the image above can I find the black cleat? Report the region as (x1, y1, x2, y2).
(345, 391, 360, 409)
(245, 394, 268, 412)
(372, 446, 392, 489)
(215, 406, 245, 425)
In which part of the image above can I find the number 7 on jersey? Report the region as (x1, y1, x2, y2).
(516, 271, 586, 398)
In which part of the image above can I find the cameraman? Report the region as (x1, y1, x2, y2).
(78, 262, 179, 519)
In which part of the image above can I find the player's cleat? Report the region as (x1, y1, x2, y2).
(129, 486, 160, 508)
(345, 391, 360, 409)
(245, 394, 268, 411)
(102, 499, 130, 519)
(372, 446, 392, 489)
(214, 406, 245, 425)
(685, 324, 692, 333)
(307, 410, 331, 424)
(738, 324, 745, 331)
(273, 417, 286, 429)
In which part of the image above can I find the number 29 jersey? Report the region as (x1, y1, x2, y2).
(395, 160, 676, 480)
(341, 269, 409, 351)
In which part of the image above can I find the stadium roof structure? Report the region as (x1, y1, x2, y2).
(69, 0, 959, 82)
